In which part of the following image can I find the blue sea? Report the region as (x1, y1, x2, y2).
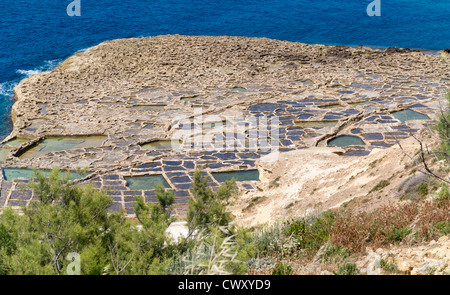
(1, 0, 449, 140)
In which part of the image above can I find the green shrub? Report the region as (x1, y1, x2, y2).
(433, 221, 450, 236)
(417, 182, 429, 197)
(187, 169, 237, 232)
(369, 180, 390, 193)
(244, 196, 266, 211)
(252, 222, 296, 257)
(319, 244, 350, 264)
(434, 93, 450, 156)
(380, 258, 401, 274)
(284, 211, 335, 256)
(334, 262, 359, 275)
(434, 182, 450, 207)
(270, 262, 293, 275)
(269, 176, 281, 189)
(385, 226, 413, 243)
(169, 226, 241, 275)
(0, 169, 177, 275)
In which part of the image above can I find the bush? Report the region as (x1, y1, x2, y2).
(187, 169, 237, 232)
(181, 168, 253, 274)
(329, 203, 418, 253)
(386, 227, 413, 243)
(270, 262, 293, 275)
(434, 92, 450, 156)
(434, 182, 450, 207)
(334, 262, 359, 275)
(0, 169, 177, 275)
(415, 200, 450, 240)
(284, 211, 335, 256)
(232, 227, 259, 274)
(380, 258, 402, 274)
(433, 221, 450, 236)
(369, 180, 390, 193)
(169, 226, 241, 275)
(417, 182, 429, 197)
(252, 222, 296, 257)
(319, 244, 350, 264)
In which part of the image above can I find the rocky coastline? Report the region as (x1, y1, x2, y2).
(1, 35, 449, 218)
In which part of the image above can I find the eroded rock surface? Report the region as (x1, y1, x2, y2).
(1, 35, 449, 218)
(357, 236, 450, 275)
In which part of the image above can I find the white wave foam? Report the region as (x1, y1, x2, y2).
(16, 59, 63, 77)
(1, 59, 63, 98)
(0, 81, 15, 97)
(16, 69, 40, 76)
(43, 59, 63, 69)
(75, 46, 94, 54)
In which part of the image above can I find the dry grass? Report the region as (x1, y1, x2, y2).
(415, 200, 450, 239)
(329, 199, 450, 253)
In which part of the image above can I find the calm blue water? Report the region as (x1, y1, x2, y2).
(1, 0, 449, 140)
